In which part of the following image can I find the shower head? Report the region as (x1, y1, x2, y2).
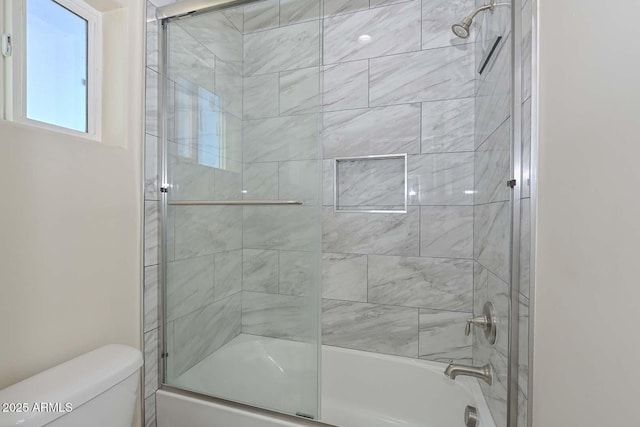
(451, 1, 497, 39)
(451, 17, 473, 39)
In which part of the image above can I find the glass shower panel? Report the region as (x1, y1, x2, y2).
(161, 2, 322, 419)
(472, 3, 515, 427)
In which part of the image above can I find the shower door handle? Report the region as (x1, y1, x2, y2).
(167, 200, 303, 206)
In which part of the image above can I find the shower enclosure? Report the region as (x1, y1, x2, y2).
(159, 0, 322, 418)
(145, 0, 533, 425)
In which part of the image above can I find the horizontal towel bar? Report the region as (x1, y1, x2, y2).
(167, 200, 303, 206)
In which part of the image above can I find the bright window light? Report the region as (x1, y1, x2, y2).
(25, 0, 88, 132)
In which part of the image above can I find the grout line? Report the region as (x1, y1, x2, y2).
(322, 297, 472, 314)
(365, 254, 369, 303)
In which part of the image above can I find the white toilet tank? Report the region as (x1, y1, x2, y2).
(0, 344, 143, 427)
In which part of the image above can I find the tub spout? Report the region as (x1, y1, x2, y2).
(444, 361, 493, 385)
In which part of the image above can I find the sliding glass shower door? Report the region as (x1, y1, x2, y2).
(159, 1, 322, 418)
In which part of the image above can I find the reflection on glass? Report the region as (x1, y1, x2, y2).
(26, 0, 88, 132)
(175, 79, 225, 169)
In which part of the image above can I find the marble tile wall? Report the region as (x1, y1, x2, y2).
(319, 0, 477, 364)
(239, 0, 323, 345)
(235, 0, 478, 365)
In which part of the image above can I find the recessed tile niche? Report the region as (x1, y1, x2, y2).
(334, 154, 407, 213)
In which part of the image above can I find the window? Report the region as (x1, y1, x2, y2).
(2, 0, 102, 138)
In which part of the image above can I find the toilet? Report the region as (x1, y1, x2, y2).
(0, 344, 143, 427)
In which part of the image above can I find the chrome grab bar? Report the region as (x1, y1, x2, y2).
(167, 200, 303, 206)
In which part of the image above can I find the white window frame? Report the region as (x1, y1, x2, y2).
(2, 0, 103, 140)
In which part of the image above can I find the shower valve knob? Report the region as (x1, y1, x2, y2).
(464, 302, 497, 345)
(465, 316, 489, 336)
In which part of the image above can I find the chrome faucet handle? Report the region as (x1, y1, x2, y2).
(464, 302, 497, 345)
(465, 316, 489, 336)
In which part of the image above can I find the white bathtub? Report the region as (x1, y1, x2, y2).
(157, 334, 495, 427)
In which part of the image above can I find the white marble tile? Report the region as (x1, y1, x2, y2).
(146, 2, 159, 71)
(243, 73, 279, 120)
(214, 168, 243, 201)
(221, 112, 244, 163)
(323, 104, 421, 158)
(421, 0, 476, 50)
(280, 67, 321, 115)
(419, 309, 472, 363)
(475, 35, 511, 147)
(145, 67, 159, 137)
(323, 160, 334, 206)
(173, 293, 241, 375)
(243, 162, 279, 200)
(323, 1, 421, 64)
(336, 157, 405, 210)
(279, 160, 320, 205)
(164, 79, 176, 142)
(522, 0, 533, 102)
(323, 0, 368, 17)
(214, 250, 242, 301)
(487, 271, 509, 364)
(322, 206, 420, 256)
(519, 198, 531, 300)
(474, 201, 510, 283)
(368, 255, 473, 311)
(420, 206, 473, 258)
(473, 260, 489, 317)
(144, 266, 159, 333)
(322, 299, 419, 357)
(144, 329, 159, 399)
(474, 119, 511, 205)
(214, 58, 243, 118)
(165, 206, 175, 262)
(144, 394, 156, 427)
(480, 348, 508, 427)
(169, 156, 215, 201)
(244, 21, 320, 76)
(144, 201, 160, 267)
(279, 250, 318, 296)
(370, 0, 411, 6)
(174, 206, 242, 259)
(179, 9, 243, 62)
(145, 134, 159, 200)
(518, 389, 528, 427)
(408, 153, 474, 206)
(243, 206, 320, 251)
(244, 114, 319, 162)
(280, 0, 320, 25)
(421, 98, 475, 153)
(522, 97, 532, 198)
(166, 256, 214, 322)
(518, 292, 530, 400)
(167, 25, 216, 94)
(223, 8, 244, 33)
(323, 60, 369, 112)
(164, 320, 175, 383)
(244, 0, 279, 33)
(242, 291, 314, 341)
(369, 46, 474, 106)
(322, 253, 367, 302)
(243, 249, 279, 293)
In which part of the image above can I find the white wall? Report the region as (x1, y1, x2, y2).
(0, 0, 144, 403)
(533, 0, 640, 425)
